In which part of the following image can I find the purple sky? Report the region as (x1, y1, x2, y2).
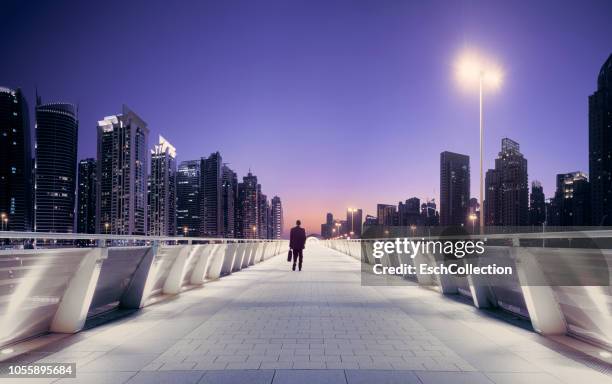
(2, 0, 611, 235)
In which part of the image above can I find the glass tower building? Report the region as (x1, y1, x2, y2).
(176, 160, 200, 237)
(589, 54, 612, 226)
(0, 87, 32, 231)
(96, 105, 149, 235)
(34, 97, 78, 233)
(77, 158, 97, 234)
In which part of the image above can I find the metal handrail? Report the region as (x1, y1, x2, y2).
(0, 231, 284, 243)
(332, 229, 612, 242)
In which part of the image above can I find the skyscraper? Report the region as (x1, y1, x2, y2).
(550, 172, 590, 227)
(346, 208, 363, 237)
(439, 151, 470, 227)
(589, 54, 612, 226)
(236, 172, 258, 239)
(148, 136, 177, 236)
(377, 204, 396, 226)
(420, 199, 439, 226)
(484, 139, 528, 227)
(77, 158, 97, 234)
(34, 96, 78, 233)
(257, 189, 268, 239)
(221, 164, 237, 238)
(200, 152, 223, 237)
(96, 105, 149, 235)
(0, 87, 32, 231)
(398, 198, 420, 226)
(271, 196, 283, 239)
(529, 181, 546, 226)
(176, 160, 200, 237)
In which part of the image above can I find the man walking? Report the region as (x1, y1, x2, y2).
(289, 220, 306, 271)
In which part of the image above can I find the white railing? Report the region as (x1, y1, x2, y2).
(323, 230, 612, 350)
(0, 232, 288, 349)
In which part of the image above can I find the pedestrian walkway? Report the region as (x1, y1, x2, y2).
(6, 242, 611, 384)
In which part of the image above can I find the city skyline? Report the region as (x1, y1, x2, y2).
(2, 1, 612, 234)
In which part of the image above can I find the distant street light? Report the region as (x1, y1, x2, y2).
(105, 222, 110, 234)
(455, 50, 503, 234)
(469, 213, 477, 234)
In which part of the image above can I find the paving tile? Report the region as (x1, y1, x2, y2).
(199, 369, 274, 384)
(345, 370, 421, 384)
(126, 370, 205, 384)
(417, 371, 494, 384)
(272, 369, 347, 384)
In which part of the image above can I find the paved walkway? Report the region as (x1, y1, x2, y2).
(7, 242, 611, 384)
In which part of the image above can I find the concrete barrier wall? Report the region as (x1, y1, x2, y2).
(323, 239, 612, 349)
(0, 239, 288, 349)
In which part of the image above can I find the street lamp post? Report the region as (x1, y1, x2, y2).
(456, 51, 502, 234)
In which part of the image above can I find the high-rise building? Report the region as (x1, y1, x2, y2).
(96, 105, 149, 235)
(221, 164, 237, 238)
(236, 172, 258, 239)
(77, 158, 97, 234)
(398, 198, 421, 226)
(271, 196, 283, 239)
(529, 181, 546, 226)
(550, 172, 590, 227)
(34, 97, 78, 233)
(0, 87, 32, 231)
(484, 138, 528, 227)
(363, 215, 378, 227)
(200, 152, 222, 237)
(321, 212, 333, 239)
(346, 208, 363, 237)
(377, 204, 396, 226)
(420, 199, 439, 226)
(148, 136, 177, 236)
(439, 151, 470, 227)
(589, 54, 612, 226)
(257, 189, 268, 239)
(176, 160, 200, 237)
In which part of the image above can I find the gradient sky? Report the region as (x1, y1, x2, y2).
(1, 0, 611, 235)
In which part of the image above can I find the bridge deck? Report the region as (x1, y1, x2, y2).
(8, 243, 611, 384)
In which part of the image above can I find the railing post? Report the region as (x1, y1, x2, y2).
(50, 247, 107, 333)
(163, 244, 194, 295)
(514, 239, 567, 335)
(119, 240, 158, 309)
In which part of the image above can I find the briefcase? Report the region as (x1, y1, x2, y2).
(287, 249, 293, 262)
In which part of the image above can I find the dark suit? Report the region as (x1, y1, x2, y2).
(289, 226, 306, 271)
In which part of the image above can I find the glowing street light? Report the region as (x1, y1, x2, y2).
(104, 222, 110, 234)
(455, 50, 503, 234)
(183, 226, 189, 237)
(469, 213, 477, 234)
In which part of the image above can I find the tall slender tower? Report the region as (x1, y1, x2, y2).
(176, 160, 200, 237)
(0, 87, 32, 231)
(200, 152, 222, 237)
(484, 139, 528, 227)
(589, 54, 612, 226)
(148, 136, 177, 236)
(271, 196, 283, 239)
(237, 172, 258, 239)
(439, 151, 470, 227)
(34, 96, 78, 233)
(221, 164, 237, 238)
(96, 105, 149, 235)
(77, 158, 97, 234)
